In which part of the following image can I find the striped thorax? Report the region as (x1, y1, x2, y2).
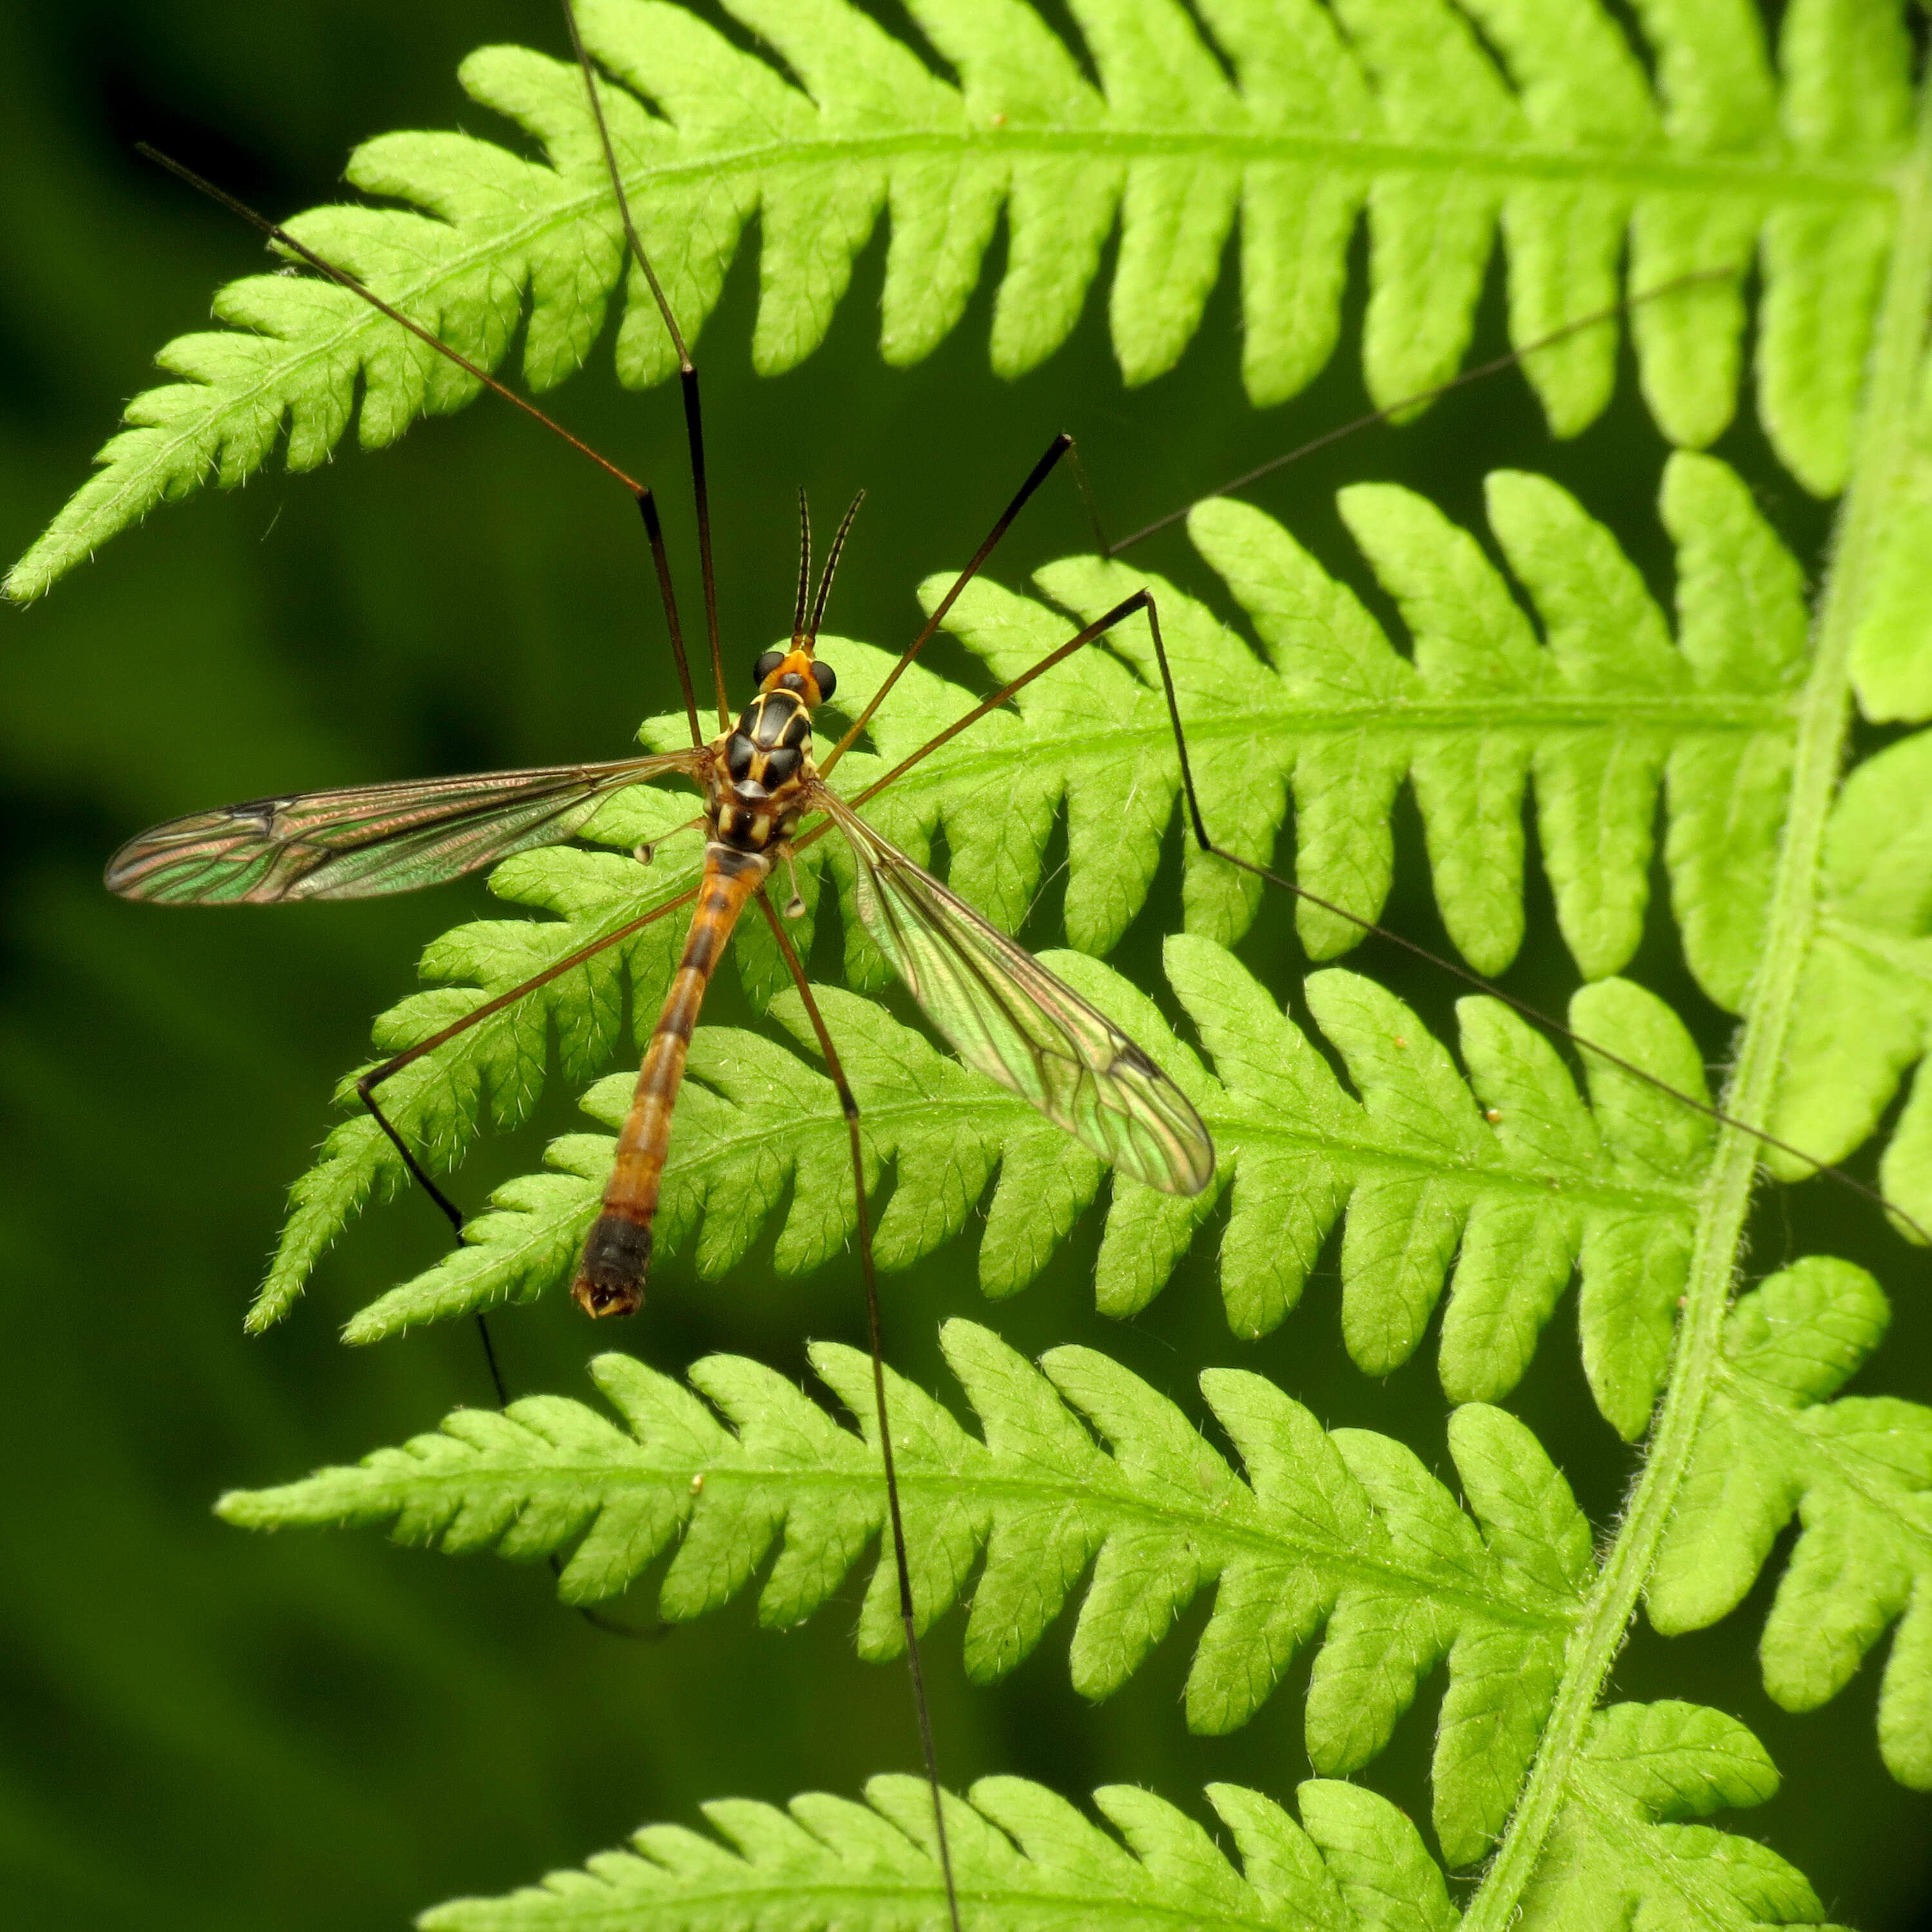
(705, 645, 834, 855)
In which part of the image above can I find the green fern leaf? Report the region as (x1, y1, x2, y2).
(1765, 728, 1932, 1234)
(24, 0, 1932, 1921)
(1519, 1702, 1824, 1932)
(329, 936, 1708, 1435)
(1850, 370, 1932, 719)
(6, 0, 1911, 599)
(224, 1312, 1839, 1903)
(409, 1721, 1826, 1931)
(1649, 1256, 1932, 1789)
(1030, 452, 1804, 1002)
(262, 454, 1789, 1336)
(416, 1772, 1452, 1932)
(222, 1316, 1606, 1863)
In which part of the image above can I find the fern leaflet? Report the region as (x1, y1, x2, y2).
(417, 1771, 1462, 1932)
(238, 1314, 1860, 1864)
(1768, 726, 1932, 1220)
(1518, 1703, 1824, 1932)
(1650, 1256, 1932, 1790)
(5, 0, 1913, 599)
(321, 940, 1707, 1439)
(221, 1298, 1879, 1906)
(410, 1715, 1821, 1929)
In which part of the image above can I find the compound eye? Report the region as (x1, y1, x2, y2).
(752, 649, 786, 685)
(809, 660, 837, 701)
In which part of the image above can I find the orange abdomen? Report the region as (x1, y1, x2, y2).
(571, 848, 765, 1316)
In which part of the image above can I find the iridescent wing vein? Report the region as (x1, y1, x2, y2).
(813, 789, 1213, 1195)
(106, 753, 701, 904)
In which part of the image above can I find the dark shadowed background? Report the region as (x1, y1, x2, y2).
(2, 2, 1929, 1927)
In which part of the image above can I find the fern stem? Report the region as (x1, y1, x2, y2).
(1461, 71, 1932, 1929)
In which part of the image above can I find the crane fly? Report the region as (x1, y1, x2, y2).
(104, 493, 1215, 1321)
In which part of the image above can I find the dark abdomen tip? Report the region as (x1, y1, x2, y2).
(572, 1215, 651, 1318)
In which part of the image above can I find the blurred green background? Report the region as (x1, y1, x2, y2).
(2, 1, 1928, 1927)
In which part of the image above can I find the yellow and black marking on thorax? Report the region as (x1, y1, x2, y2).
(708, 646, 836, 853)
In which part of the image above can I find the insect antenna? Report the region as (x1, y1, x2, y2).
(560, 0, 729, 728)
(129, 141, 709, 753)
(808, 490, 866, 641)
(793, 490, 814, 640)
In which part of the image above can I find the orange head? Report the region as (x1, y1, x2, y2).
(752, 646, 837, 709)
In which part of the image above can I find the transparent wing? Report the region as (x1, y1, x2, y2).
(814, 790, 1214, 1195)
(106, 752, 704, 905)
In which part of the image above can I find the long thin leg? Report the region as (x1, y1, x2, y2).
(636, 491, 704, 748)
(135, 142, 708, 753)
(819, 432, 1076, 777)
(1128, 593, 1930, 1242)
(359, 885, 699, 1638)
(1061, 437, 1114, 560)
(359, 882, 697, 1127)
(356, 1028, 512, 1414)
(806, 566, 1929, 1242)
(755, 892, 964, 1932)
(822, 588, 1157, 822)
(562, 0, 730, 729)
(355, 881, 700, 1252)
(1104, 267, 1733, 555)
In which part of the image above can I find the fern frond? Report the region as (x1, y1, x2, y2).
(1520, 1702, 1824, 1932)
(410, 1711, 1821, 1930)
(1649, 1256, 1932, 1790)
(332, 937, 1710, 1438)
(1458, 75, 1932, 1932)
(221, 1321, 1859, 1897)
(223, 1316, 1609, 1863)
(417, 1772, 1456, 1932)
(1016, 452, 1803, 1004)
(263, 454, 1791, 1332)
(1766, 727, 1932, 1236)
(7, 0, 1910, 598)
